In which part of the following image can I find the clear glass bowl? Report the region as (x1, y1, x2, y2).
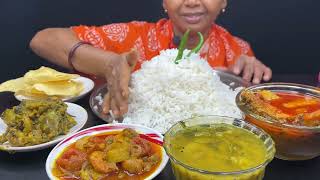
(236, 83, 320, 160)
(163, 115, 275, 180)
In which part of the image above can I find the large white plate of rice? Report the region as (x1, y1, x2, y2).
(90, 49, 250, 133)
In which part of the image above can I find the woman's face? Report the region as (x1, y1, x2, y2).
(163, 0, 227, 36)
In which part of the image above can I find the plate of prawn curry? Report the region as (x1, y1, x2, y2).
(46, 124, 169, 180)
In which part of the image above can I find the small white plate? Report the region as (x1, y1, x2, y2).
(15, 76, 95, 102)
(46, 123, 169, 180)
(0, 102, 88, 152)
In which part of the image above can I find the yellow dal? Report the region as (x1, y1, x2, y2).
(167, 124, 267, 172)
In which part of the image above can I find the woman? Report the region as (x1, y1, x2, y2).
(30, 0, 272, 118)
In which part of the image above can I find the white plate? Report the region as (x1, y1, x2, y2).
(0, 102, 88, 152)
(46, 123, 169, 180)
(15, 76, 95, 102)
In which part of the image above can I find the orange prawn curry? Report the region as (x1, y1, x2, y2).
(241, 90, 320, 127)
(52, 128, 162, 180)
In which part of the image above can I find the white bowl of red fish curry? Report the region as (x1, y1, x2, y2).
(236, 83, 320, 160)
(46, 124, 169, 180)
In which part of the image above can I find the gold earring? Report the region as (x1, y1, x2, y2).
(222, 8, 226, 13)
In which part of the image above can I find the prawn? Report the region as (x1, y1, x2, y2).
(130, 137, 151, 157)
(89, 151, 118, 174)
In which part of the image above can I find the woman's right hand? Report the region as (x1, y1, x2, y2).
(102, 49, 139, 118)
(29, 28, 138, 117)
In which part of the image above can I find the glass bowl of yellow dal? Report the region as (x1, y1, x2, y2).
(163, 115, 275, 180)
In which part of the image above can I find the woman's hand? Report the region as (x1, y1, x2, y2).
(230, 55, 272, 84)
(102, 49, 138, 118)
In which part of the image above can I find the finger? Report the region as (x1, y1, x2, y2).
(126, 48, 139, 71)
(252, 63, 264, 84)
(102, 92, 110, 114)
(110, 79, 123, 118)
(107, 74, 121, 116)
(113, 78, 129, 117)
(111, 65, 129, 116)
(110, 97, 120, 118)
(263, 67, 272, 81)
(242, 58, 255, 82)
(118, 65, 130, 99)
(116, 88, 129, 115)
(232, 55, 246, 75)
(106, 67, 117, 94)
(108, 62, 129, 118)
(119, 98, 128, 116)
(113, 87, 128, 116)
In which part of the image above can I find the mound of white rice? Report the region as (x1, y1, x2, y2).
(120, 49, 243, 133)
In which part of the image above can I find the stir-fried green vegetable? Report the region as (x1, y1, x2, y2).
(174, 29, 204, 64)
(0, 99, 76, 146)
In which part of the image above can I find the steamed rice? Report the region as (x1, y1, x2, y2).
(120, 49, 243, 133)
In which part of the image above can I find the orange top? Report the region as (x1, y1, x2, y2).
(72, 19, 254, 71)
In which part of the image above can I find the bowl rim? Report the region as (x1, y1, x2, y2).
(163, 115, 275, 176)
(89, 83, 112, 123)
(236, 82, 320, 131)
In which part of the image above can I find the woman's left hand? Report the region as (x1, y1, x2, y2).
(230, 55, 272, 84)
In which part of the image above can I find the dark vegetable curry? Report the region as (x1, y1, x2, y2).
(0, 99, 76, 146)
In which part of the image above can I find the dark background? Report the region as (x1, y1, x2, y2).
(0, 1, 319, 180)
(0, 0, 319, 82)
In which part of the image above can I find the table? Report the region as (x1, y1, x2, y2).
(0, 73, 319, 180)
